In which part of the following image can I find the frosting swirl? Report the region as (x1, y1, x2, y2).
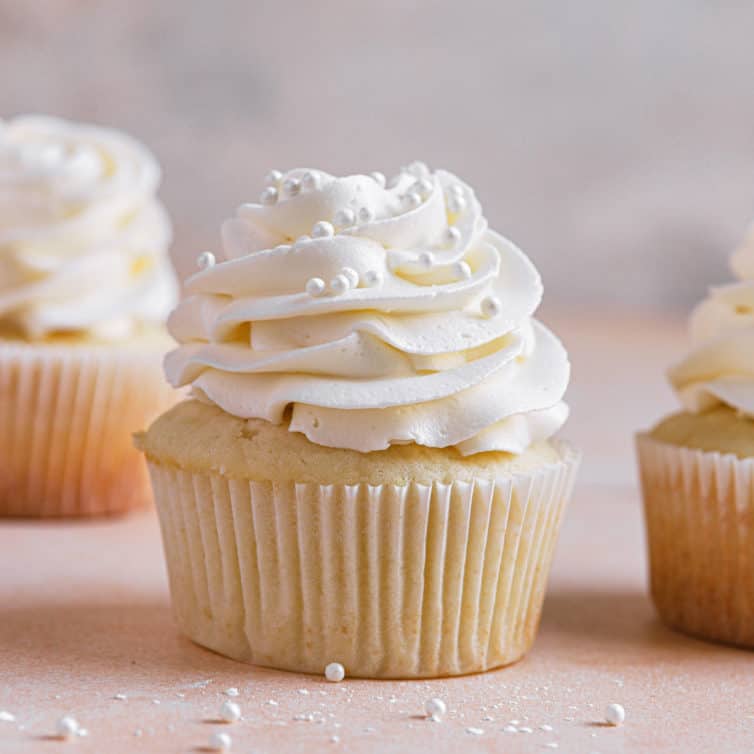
(670, 221, 754, 416)
(166, 163, 570, 455)
(0, 115, 177, 339)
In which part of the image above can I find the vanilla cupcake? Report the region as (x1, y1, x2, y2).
(0, 116, 178, 516)
(638, 222, 754, 647)
(138, 163, 578, 678)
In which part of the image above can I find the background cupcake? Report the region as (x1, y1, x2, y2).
(0, 115, 178, 516)
(138, 163, 578, 678)
(637, 223, 754, 646)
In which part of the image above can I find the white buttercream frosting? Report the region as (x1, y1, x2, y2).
(670, 221, 754, 416)
(0, 115, 177, 339)
(166, 163, 570, 455)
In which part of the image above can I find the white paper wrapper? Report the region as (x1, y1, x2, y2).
(148, 440, 579, 678)
(637, 433, 754, 647)
(0, 339, 177, 517)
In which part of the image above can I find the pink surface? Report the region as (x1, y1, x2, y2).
(2, 313, 754, 753)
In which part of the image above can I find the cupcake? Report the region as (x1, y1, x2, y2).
(0, 115, 178, 516)
(637, 222, 754, 647)
(138, 163, 578, 678)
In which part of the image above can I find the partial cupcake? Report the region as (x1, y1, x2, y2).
(137, 163, 579, 678)
(637, 222, 754, 647)
(0, 115, 179, 516)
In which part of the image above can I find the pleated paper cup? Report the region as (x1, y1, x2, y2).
(147, 440, 579, 679)
(637, 433, 754, 648)
(0, 337, 177, 517)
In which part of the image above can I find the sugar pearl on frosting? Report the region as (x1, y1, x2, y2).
(370, 171, 386, 187)
(362, 269, 382, 287)
(56, 716, 79, 740)
(453, 261, 472, 280)
(196, 251, 216, 270)
(325, 662, 346, 682)
(311, 221, 335, 238)
(358, 207, 375, 223)
(305, 277, 326, 297)
(444, 226, 461, 246)
(219, 700, 241, 723)
(334, 208, 356, 227)
(404, 192, 422, 210)
(481, 296, 502, 317)
(208, 731, 232, 751)
(447, 193, 466, 213)
(265, 169, 282, 186)
(301, 171, 319, 190)
(330, 273, 351, 295)
(282, 177, 301, 197)
(414, 177, 433, 195)
(260, 186, 278, 205)
(341, 267, 359, 288)
(418, 251, 435, 269)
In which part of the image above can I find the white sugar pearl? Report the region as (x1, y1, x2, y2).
(311, 221, 335, 238)
(414, 177, 433, 195)
(605, 703, 625, 726)
(197, 252, 216, 270)
(481, 296, 501, 317)
(404, 192, 422, 209)
(325, 662, 345, 682)
(341, 267, 359, 288)
(418, 251, 434, 269)
(56, 716, 79, 739)
(224, 688, 239, 697)
(358, 207, 375, 223)
(220, 700, 241, 723)
(447, 193, 466, 213)
(265, 169, 282, 185)
(444, 226, 461, 246)
(425, 698, 447, 720)
(370, 171, 386, 187)
(453, 261, 472, 280)
(208, 731, 232, 751)
(260, 186, 278, 205)
(329, 274, 351, 296)
(282, 177, 301, 197)
(362, 270, 382, 287)
(305, 277, 326, 297)
(334, 208, 356, 227)
(449, 183, 464, 196)
(301, 171, 319, 190)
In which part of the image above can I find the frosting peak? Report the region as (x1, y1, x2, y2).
(0, 115, 177, 339)
(670, 221, 754, 416)
(166, 164, 570, 455)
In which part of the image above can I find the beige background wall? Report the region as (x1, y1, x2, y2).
(2, 0, 752, 312)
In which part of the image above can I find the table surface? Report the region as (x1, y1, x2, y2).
(2, 311, 754, 754)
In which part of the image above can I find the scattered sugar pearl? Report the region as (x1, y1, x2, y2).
(358, 207, 375, 223)
(305, 277, 326, 297)
(208, 731, 232, 751)
(418, 251, 434, 269)
(301, 171, 319, 190)
(197, 251, 216, 270)
(265, 169, 282, 186)
(414, 177, 433, 195)
(519, 726, 533, 733)
(134, 729, 143, 737)
(503, 724, 518, 733)
(297, 689, 309, 696)
(447, 193, 466, 213)
(340, 267, 359, 288)
(224, 688, 239, 697)
(56, 716, 79, 739)
(466, 727, 484, 736)
(334, 208, 356, 227)
(220, 700, 241, 723)
(362, 270, 382, 288)
(404, 192, 422, 210)
(0, 711, 15, 722)
(311, 221, 335, 239)
(152, 699, 161, 705)
(370, 171, 386, 187)
(540, 724, 554, 732)
(544, 743, 559, 749)
(113, 693, 127, 701)
(260, 186, 278, 205)
(481, 296, 501, 318)
(445, 226, 461, 246)
(424, 698, 446, 721)
(453, 261, 472, 280)
(330, 274, 351, 296)
(282, 177, 301, 197)
(330, 735, 340, 743)
(325, 662, 345, 682)
(76, 728, 89, 738)
(605, 703, 625, 726)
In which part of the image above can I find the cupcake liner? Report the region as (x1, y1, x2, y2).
(637, 433, 754, 647)
(0, 340, 177, 517)
(148, 440, 579, 678)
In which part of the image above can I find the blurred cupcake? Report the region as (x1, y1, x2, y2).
(637, 222, 754, 647)
(0, 115, 178, 516)
(138, 163, 578, 678)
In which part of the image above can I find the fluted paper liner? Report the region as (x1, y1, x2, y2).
(637, 433, 754, 647)
(147, 441, 579, 678)
(0, 340, 177, 517)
